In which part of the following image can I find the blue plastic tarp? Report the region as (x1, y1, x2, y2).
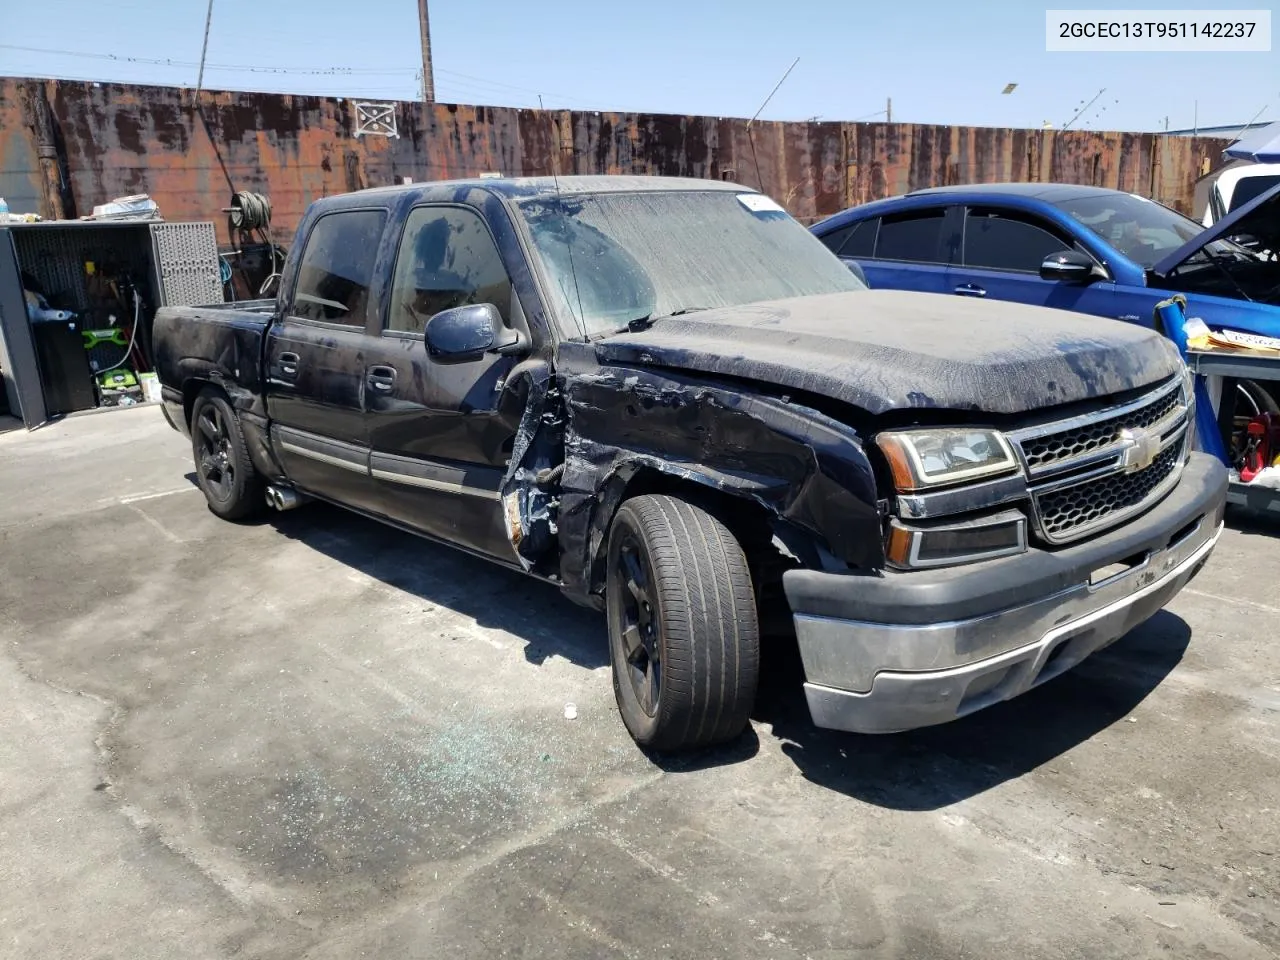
(1224, 121, 1280, 164)
(1156, 296, 1229, 464)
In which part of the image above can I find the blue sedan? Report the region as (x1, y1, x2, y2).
(810, 182, 1280, 345)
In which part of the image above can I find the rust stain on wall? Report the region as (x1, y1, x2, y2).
(0, 77, 1233, 245)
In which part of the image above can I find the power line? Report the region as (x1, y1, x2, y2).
(0, 42, 643, 108)
(0, 42, 418, 75)
(0, 70, 419, 98)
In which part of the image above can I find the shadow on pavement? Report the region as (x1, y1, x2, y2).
(753, 609, 1191, 811)
(266, 501, 610, 670)
(241, 494, 1192, 792)
(1226, 502, 1280, 540)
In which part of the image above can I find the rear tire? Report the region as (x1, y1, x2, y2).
(190, 388, 264, 521)
(606, 494, 760, 752)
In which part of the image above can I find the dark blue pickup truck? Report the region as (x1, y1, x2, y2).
(153, 176, 1226, 751)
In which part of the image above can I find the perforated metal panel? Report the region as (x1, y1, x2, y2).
(149, 221, 222, 306)
(11, 224, 154, 311)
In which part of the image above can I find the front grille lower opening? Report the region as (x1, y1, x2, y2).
(1036, 442, 1181, 541)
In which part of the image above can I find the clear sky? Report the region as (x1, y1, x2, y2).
(2, 0, 1277, 132)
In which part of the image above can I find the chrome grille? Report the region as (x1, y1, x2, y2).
(1021, 385, 1182, 470)
(1011, 376, 1190, 545)
(1036, 442, 1183, 540)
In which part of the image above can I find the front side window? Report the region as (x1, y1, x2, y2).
(291, 210, 387, 326)
(963, 209, 1073, 272)
(387, 207, 513, 335)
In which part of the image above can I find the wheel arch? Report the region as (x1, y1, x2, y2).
(186, 378, 286, 484)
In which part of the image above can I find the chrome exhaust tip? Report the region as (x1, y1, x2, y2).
(267, 485, 303, 511)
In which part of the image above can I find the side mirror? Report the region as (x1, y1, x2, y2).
(424, 303, 528, 364)
(1040, 249, 1100, 284)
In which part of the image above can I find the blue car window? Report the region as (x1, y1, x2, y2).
(841, 219, 877, 258)
(875, 211, 947, 263)
(963, 210, 1073, 273)
(817, 218, 877, 258)
(817, 223, 856, 254)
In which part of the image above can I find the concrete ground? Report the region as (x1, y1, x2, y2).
(1, 406, 1277, 960)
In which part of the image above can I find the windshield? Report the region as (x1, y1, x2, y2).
(1050, 192, 1251, 269)
(517, 190, 865, 338)
(1229, 174, 1280, 213)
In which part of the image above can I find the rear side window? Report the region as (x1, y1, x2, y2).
(840, 218, 877, 257)
(875, 211, 947, 263)
(817, 223, 856, 254)
(818, 219, 878, 257)
(963, 209, 1072, 272)
(291, 210, 388, 326)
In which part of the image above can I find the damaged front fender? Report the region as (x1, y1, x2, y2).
(550, 342, 882, 602)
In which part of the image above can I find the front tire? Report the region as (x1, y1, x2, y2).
(606, 495, 760, 752)
(190, 389, 264, 521)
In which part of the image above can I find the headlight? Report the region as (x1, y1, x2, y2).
(876, 427, 1019, 491)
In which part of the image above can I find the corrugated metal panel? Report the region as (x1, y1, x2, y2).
(0, 78, 1236, 244)
(0, 82, 46, 216)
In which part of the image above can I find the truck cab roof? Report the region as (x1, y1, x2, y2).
(320, 175, 750, 210)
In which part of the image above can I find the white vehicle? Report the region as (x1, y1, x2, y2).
(1203, 163, 1280, 227)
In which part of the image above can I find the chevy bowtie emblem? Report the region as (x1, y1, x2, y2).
(1118, 426, 1161, 473)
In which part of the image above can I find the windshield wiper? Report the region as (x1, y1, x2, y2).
(621, 306, 712, 334)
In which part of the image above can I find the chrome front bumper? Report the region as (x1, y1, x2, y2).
(784, 453, 1227, 735)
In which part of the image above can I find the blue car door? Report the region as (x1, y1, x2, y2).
(949, 206, 1119, 317)
(855, 206, 960, 294)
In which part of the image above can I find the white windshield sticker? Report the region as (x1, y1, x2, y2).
(737, 193, 785, 213)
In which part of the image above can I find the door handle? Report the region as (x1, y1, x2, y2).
(278, 351, 300, 376)
(954, 283, 986, 297)
(367, 365, 397, 393)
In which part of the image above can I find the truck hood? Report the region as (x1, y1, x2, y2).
(1151, 180, 1280, 279)
(594, 290, 1181, 416)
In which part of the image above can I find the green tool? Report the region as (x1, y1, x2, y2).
(96, 368, 139, 390)
(83, 328, 129, 349)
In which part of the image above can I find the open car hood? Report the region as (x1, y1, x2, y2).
(1151, 180, 1280, 279)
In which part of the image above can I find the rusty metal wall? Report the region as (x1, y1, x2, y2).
(0, 77, 1234, 244)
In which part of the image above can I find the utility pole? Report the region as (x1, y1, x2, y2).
(417, 0, 435, 102)
(886, 97, 892, 123)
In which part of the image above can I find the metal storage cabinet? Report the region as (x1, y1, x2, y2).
(0, 220, 222, 428)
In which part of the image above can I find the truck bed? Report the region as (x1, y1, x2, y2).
(152, 300, 274, 419)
